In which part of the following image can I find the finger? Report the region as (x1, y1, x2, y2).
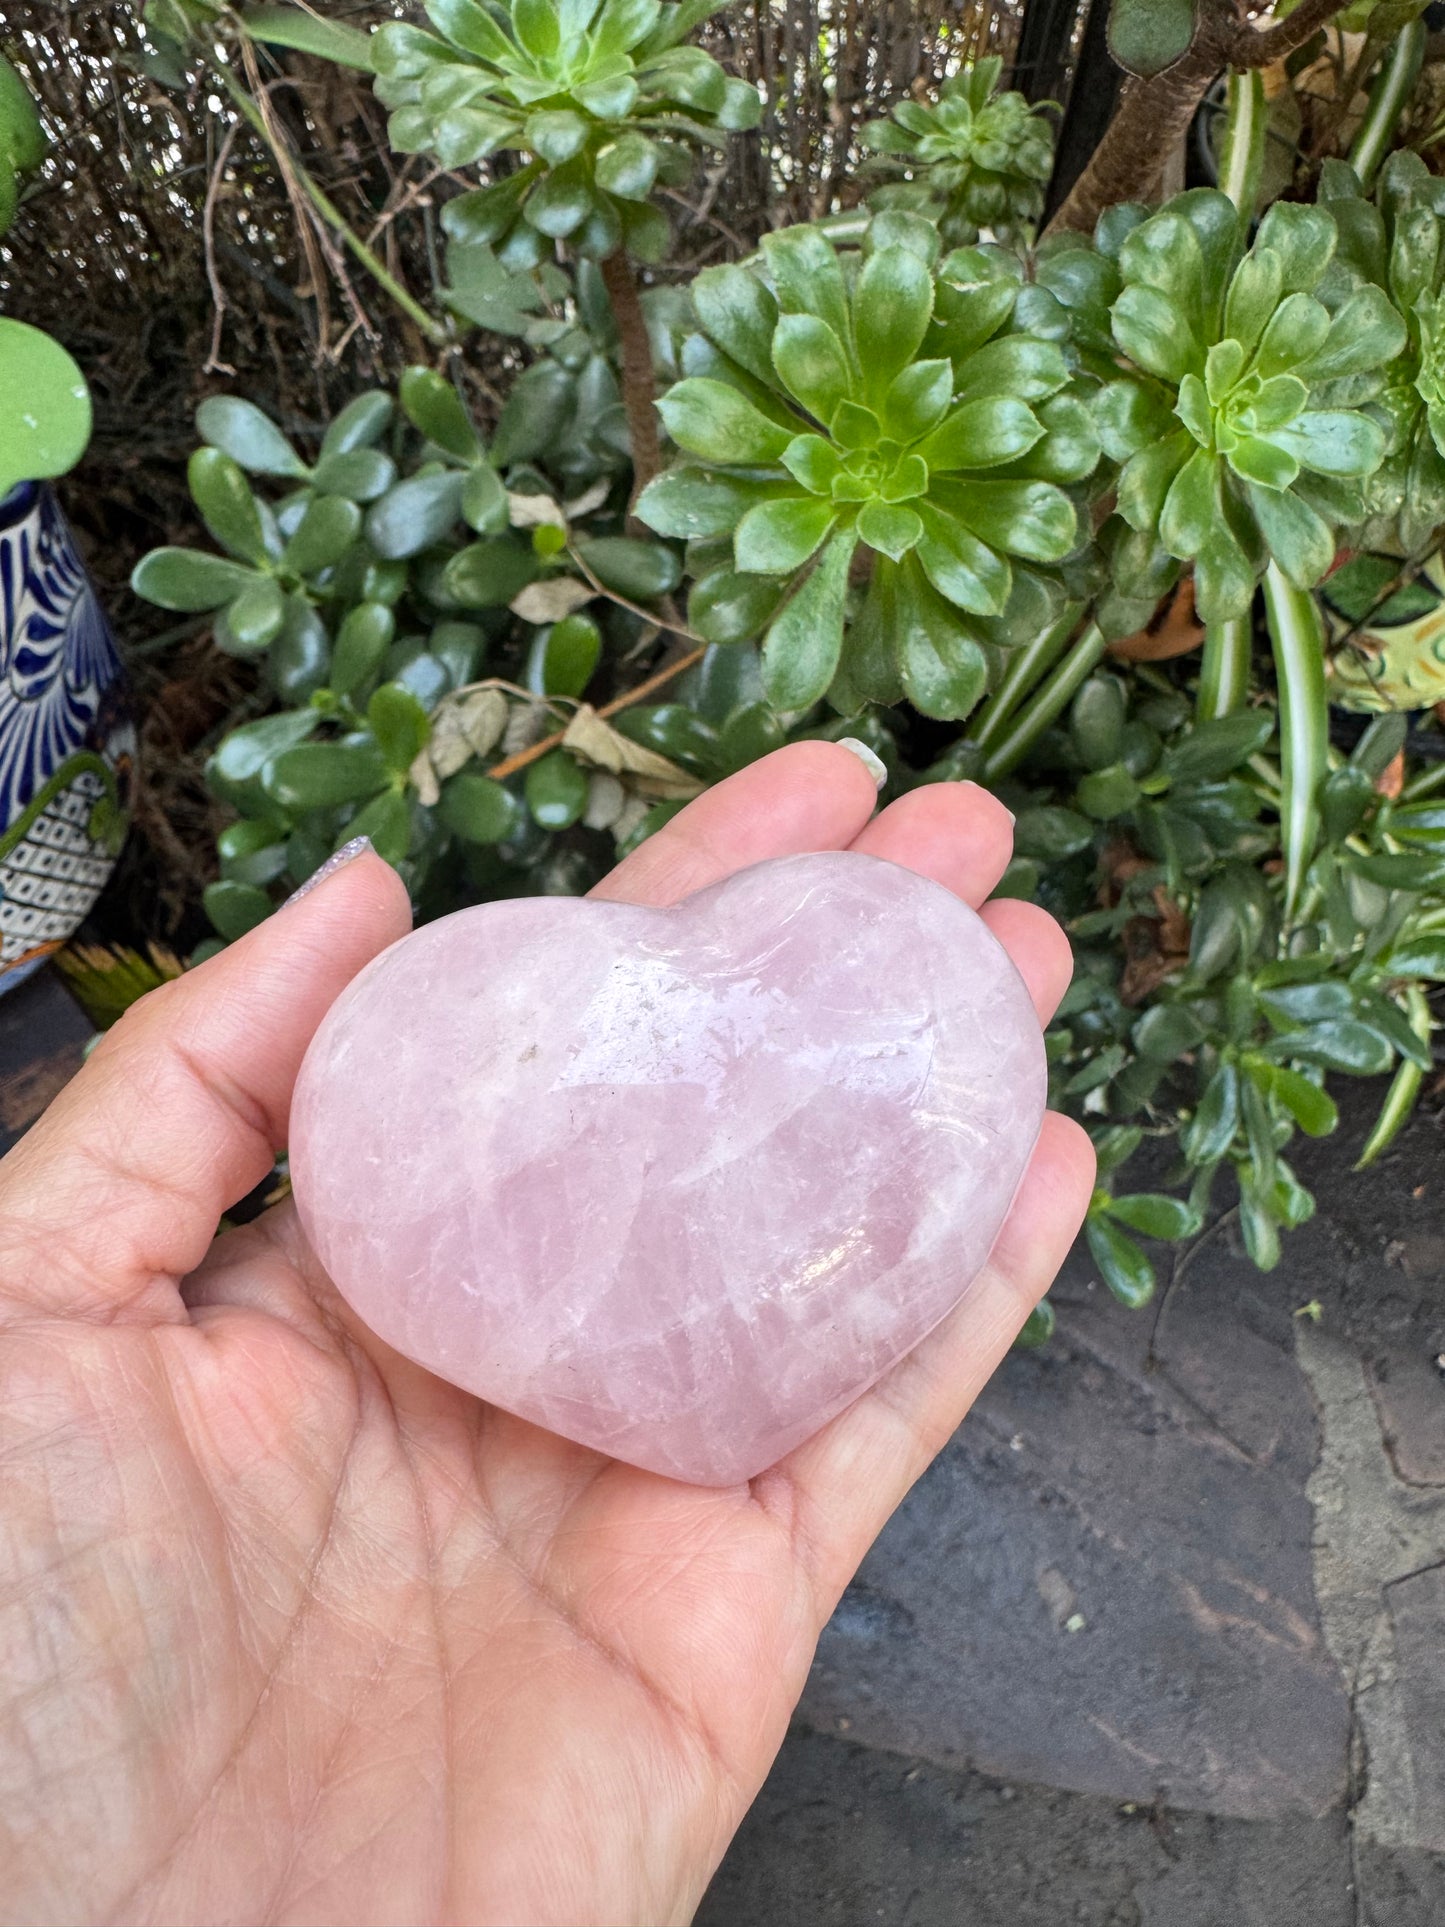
(846, 780, 1015, 905)
(0, 848, 411, 1326)
(761, 1111, 1096, 1618)
(591, 740, 881, 908)
(979, 897, 1075, 1026)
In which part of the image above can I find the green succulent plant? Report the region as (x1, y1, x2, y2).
(0, 50, 92, 497)
(1317, 150, 1445, 555)
(637, 215, 1098, 718)
(371, 0, 760, 267)
(1094, 189, 1406, 622)
(859, 57, 1055, 247)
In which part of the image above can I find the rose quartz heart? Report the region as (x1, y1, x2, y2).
(289, 850, 1046, 1484)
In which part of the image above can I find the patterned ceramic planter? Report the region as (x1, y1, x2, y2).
(0, 481, 132, 993)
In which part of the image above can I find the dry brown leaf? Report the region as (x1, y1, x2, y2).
(565, 478, 610, 520)
(503, 695, 552, 758)
(1108, 575, 1205, 663)
(408, 747, 441, 807)
(583, 770, 627, 830)
(1375, 748, 1406, 800)
(562, 704, 704, 800)
(507, 489, 567, 528)
(510, 577, 596, 623)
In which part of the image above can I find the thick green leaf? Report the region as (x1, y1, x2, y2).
(460, 461, 509, 534)
(218, 576, 285, 656)
(1383, 936, 1445, 979)
(282, 495, 362, 576)
(203, 879, 274, 942)
(657, 377, 793, 464)
(525, 749, 589, 829)
(442, 536, 537, 608)
(187, 448, 268, 565)
(771, 315, 852, 425)
(761, 527, 856, 710)
(343, 787, 411, 865)
(1107, 1192, 1201, 1239)
(131, 547, 259, 612)
(1162, 708, 1273, 785)
(614, 704, 719, 772)
(210, 708, 317, 785)
(854, 245, 934, 395)
(368, 682, 431, 772)
(691, 265, 780, 385)
(321, 391, 393, 456)
(1013, 805, 1095, 862)
(266, 741, 389, 811)
(311, 447, 396, 502)
(330, 601, 395, 697)
(595, 132, 658, 200)
(734, 496, 835, 574)
(1108, 0, 1195, 76)
(267, 596, 331, 701)
(438, 769, 523, 843)
(917, 398, 1044, 473)
(1184, 1060, 1240, 1163)
(1277, 1020, 1393, 1075)
(760, 226, 851, 345)
(894, 564, 989, 720)
(856, 500, 923, 560)
(914, 506, 1010, 615)
(365, 470, 465, 559)
(940, 479, 1076, 560)
(196, 395, 308, 478)
(575, 535, 681, 599)
(526, 613, 601, 696)
(636, 465, 780, 538)
(1261, 1062, 1338, 1136)
(0, 319, 91, 495)
(1085, 1212, 1156, 1307)
(1070, 674, 1127, 770)
(688, 566, 784, 643)
(241, 6, 375, 68)
(400, 366, 483, 462)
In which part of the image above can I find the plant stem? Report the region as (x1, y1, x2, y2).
(599, 249, 662, 511)
(981, 622, 1107, 782)
(1262, 562, 1329, 923)
(969, 604, 1082, 753)
(484, 645, 706, 781)
(1197, 613, 1252, 719)
(217, 70, 446, 345)
(1218, 70, 1266, 221)
(1401, 759, 1445, 802)
(1355, 984, 1432, 1168)
(1349, 19, 1426, 191)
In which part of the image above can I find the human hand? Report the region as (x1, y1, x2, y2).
(0, 743, 1093, 1927)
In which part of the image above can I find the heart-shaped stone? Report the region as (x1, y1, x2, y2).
(290, 850, 1046, 1484)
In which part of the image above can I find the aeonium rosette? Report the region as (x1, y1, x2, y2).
(1094, 189, 1407, 622)
(859, 57, 1056, 248)
(636, 215, 1099, 718)
(371, 0, 760, 268)
(1317, 151, 1445, 556)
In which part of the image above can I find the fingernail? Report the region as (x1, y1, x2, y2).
(962, 778, 1014, 825)
(837, 736, 887, 791)
(283, 835, 373, 909)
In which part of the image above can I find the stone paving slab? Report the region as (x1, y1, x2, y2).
(0, 965, 92, 1154)
(699, 1728, 1359, 1927)
(795, 1078, 1445, 1834)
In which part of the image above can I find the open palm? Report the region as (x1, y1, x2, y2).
(0, 744, 1092, 1927)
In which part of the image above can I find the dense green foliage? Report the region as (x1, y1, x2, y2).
(132, 24, 1445, 1322)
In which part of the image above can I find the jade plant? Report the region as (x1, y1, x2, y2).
(132, 15, 1445, 1327)
(859, 57, 1056, 247)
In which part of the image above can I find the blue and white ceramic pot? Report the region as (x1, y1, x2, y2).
(0, 481, 132, 994)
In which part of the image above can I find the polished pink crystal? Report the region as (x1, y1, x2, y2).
(289, 851, 1046, 1484)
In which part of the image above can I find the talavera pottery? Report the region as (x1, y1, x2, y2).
(0, 481, 131, 993)
(1322, 551, 1445, 713)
